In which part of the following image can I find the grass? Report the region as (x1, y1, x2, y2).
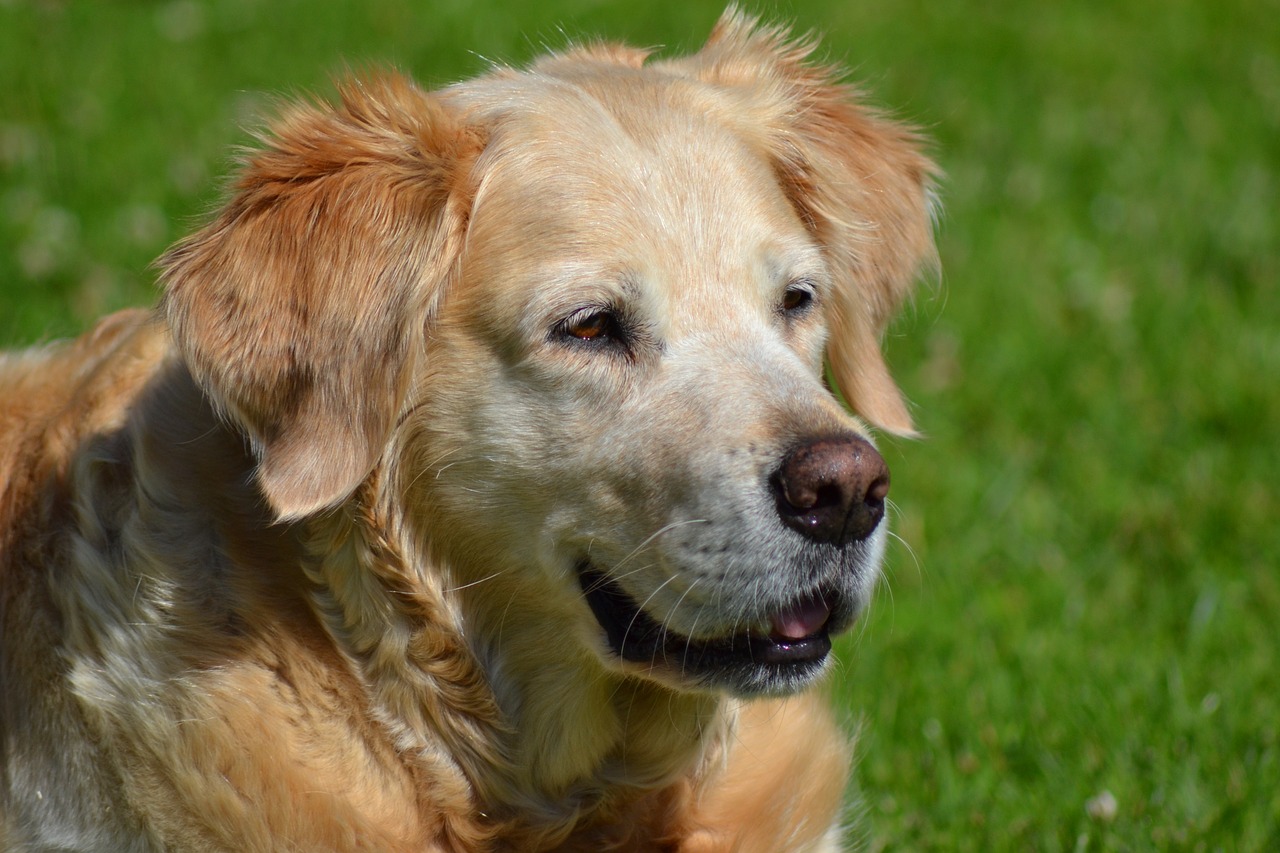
(2, 0, 1276, 849)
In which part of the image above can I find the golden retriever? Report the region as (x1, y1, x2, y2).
(0, 9, 936, 851)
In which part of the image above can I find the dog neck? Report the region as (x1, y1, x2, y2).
(301, 474, 732, 845)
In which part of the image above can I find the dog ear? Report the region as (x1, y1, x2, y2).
(161, 74, 482, 520)
(681, 10, 939, 435)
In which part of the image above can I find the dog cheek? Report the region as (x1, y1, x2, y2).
(400, 369, 626, 568)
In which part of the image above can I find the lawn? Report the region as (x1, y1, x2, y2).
(2, 0, 1276, 849)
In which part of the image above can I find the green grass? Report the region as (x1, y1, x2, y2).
(2, 0, 1276, 849)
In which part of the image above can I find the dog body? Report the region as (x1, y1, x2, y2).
(0, 12, 935, 851)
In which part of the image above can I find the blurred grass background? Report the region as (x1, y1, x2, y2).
(1, 0, 1276, 849)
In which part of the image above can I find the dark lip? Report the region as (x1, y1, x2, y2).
(576, 563, 843, 693)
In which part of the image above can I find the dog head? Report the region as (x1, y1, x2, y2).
(161, 11, 937, 698)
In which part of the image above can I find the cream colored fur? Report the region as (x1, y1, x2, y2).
(0, 10, 935, 851)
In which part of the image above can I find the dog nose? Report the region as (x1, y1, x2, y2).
(772, 436, 890, 545)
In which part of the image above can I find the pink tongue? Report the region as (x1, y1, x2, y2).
(770, 597, 831, 641)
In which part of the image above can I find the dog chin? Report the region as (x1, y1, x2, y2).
(576, 563, 856, 696)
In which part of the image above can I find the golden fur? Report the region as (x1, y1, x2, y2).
(0, 10, 936, 851)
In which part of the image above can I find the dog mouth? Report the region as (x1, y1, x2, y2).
(576, 563, 845, 694)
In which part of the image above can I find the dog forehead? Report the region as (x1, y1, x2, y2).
(453, 69, 816, 321)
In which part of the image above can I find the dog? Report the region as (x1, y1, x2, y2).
(0, 9, 936, 851)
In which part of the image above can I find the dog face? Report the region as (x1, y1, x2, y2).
(162, 15, 936, 699)
(413, 80, 881, 695)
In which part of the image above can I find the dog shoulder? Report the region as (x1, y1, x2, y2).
(1, 310, 162, 468)
(0, 308, 476, 850)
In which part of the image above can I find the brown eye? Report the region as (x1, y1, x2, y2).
(566, 310, 612, 340)
(557, 307, 628, 350)
(782, 285, 814, 314)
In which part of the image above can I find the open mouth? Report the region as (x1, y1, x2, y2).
(577, 564, 843, 694)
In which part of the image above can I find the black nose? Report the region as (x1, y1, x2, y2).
(772, 435, 890, 545)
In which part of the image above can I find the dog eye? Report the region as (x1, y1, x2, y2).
(566, 311, 610, 340)
(559, 308, 623, 345)
(781, 284, 815, 315)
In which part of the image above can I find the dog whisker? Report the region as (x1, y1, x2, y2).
(491, 585, 523, 664)
(174, 425, 221, 446)
(674, 579, 705, 677)
(612, 519, 708, 573)
(620, 573, 682, 660)
(579, 561, 658, 597)
(588, 561, 656, 590)
(445, 569, 508, 593)
(402, 448, 462, 493)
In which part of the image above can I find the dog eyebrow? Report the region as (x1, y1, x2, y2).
(764, 246, 832, 294)
(537, 264, 644, 310)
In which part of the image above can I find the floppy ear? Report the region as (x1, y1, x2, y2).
(160, 74, 482, 520)
(682, 10, 939, 435)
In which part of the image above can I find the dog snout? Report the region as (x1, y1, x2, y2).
(772, 436, 890, 546)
